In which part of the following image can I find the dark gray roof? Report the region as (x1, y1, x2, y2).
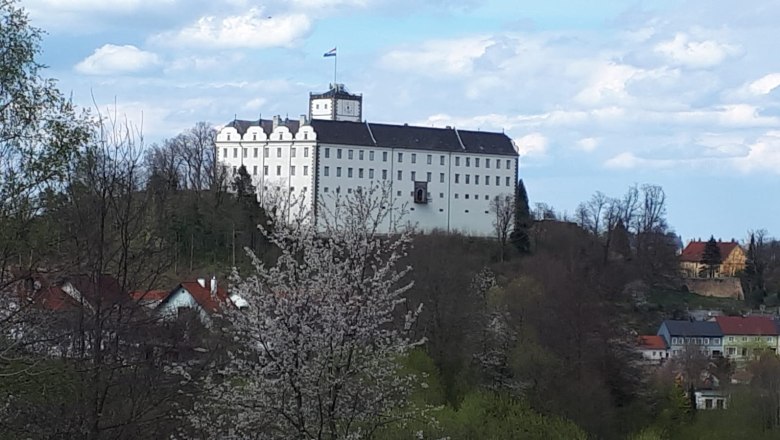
(311, 119, 517, 156)
(223, 118, 517, 156)
(661, 320, 722, 337)
(310, 84, 362, 101)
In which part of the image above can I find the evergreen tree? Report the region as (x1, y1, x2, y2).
(742, 232, 766, 304)
(231, 165, 256, 203)
(701, 236, 722, 278)
(509, 179, 531, 254)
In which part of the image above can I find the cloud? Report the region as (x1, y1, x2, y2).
(654, 33, 740, 68)
(152, 8, 312, 49)
(577, 137, 599, 152)
(514, 133, 548, 157)
(75, 44, 160, 75)
(747, 73, 780, 95)
(379, 37, 493, 76)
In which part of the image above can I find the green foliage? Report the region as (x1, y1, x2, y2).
(701, 236, 723, 278)
(510, 179, 531, 254)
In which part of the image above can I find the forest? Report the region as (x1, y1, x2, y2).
(5, 1, 780, 439)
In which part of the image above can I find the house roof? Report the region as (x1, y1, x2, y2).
(130, 289, 169, 302)
(638, 335, 668, 350)
(17, 273, 129, 312)
(715, 316, 779, 335)
(224, 118, 518, 157)
(660, 320, 723, 337)
(177, 281, 231, 313)
(680, 241, 742, 263)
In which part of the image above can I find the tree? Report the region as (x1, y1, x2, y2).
(701, 236, 722, 279)
(509, 179, 531, 254)
(743, 231, 767, 304)
(490, 194, 514, 262)
(188, 184, 422, 439)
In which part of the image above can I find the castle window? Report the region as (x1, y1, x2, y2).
(324, 187, 329, 193)
(262, 165, 268, 176)
(485, 176, 490, 186)
(303, 166, 309, 176)
(277, 148, 282, 158)
(316, 104, 320, 109)
(411, 171, 416, 181)
(337, 149, 342, 159)
(359, 168, 364, 178)
(466, 157, 471, 167)
(397, 190, 402, 196)
(455, 157, 460, 166)
(253, 166, 257, 175)
(253, 133, 257, 141)
(397, 170, 402, 181)
(465, 194, 469, 199)
(440, 155, 445, 166)
(369, 151, 375, 161)
(382, 169, 388, 179)
(398, 153, 403, 163)
(348, 150, 354, 160)
(486, 158, 491, 168)
(291, 147, 296, 158)
(336, 167, 342, 177)
(427, 154, 432, 165)
(304, 132, 308, 140)
(427, 172, 431, 182)
(439, 193, 444, 198)
(440, 173, 445, 183)
(475, 158, 480, 167)
(233, 148, 237, 158)
(264, 147, 269, 158)
(359, 150, 364, 160)
(474, 194, 478, 200)
(325, 148, 330, 158)
(475, 175, 480, 185)
(348, 168, 353, 178)
(484, 195, 489, 200)
(506, 159, 512, 169)
(465, 175, 470, 184)
(369, 169, 374, 179)
(348, 188, 352, 194)
(227, 134, 231, 141)
(253, 148, 258, 158)
(304, 147, 309, 158)
(324, 166, 330, 177)
(495, 176, 500, 185)
(243, 148, 247, 158)
(336, 187, 340, 194)
(276, 166, 281, 176)
(303, 187, 307, 193)
(383, 151, 388, 162)
(454, 193, 459, 199)
(411, 153, 417, 164)
(455, 174, 460, 183)
(506, 176, 511, 186)
(223, 148, 228, 158)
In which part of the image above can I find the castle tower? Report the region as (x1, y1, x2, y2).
(309, 83, 362, 122)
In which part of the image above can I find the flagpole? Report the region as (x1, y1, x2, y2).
(333, 49, 338, 86)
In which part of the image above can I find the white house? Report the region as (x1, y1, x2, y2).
(156, 277, 232, 325)
(215, 83, 520, 237)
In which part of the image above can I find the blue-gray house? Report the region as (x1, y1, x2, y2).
(657, 320, 724, 358)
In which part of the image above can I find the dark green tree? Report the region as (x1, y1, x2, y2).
(509, 179, 531, 254)
(231, 164, 256, 204)
(742, 232, 766, 304)
(701, 236, 722, 278)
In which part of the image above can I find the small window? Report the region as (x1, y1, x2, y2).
(277, 148, 282, 158)
(325, 147, 330, 158)
(337, 149, 342, 159)
(506, 176, 511, 186)
(223, 148, 228, 158)
(466, 157, 470, 167)
(304, 132, 308, 140)
(486, 158, 491, 168)
(243, 148, 247, 158)
(382, 169, 388, 179)
(303, 166, 309, 176)
(427, 154, 432, 165)
(324, 166, 330, 177)
(411, 171, 416, 181)
(411, 153, 416, 164)
(263, 165, 268, 176)
(475, 158, 480, 167)
(304, 147, 309, 158)
(465, 175, 470, 184)
(348, 188, 352, 194)
(397, 170, 402, 180)
(495, 176, 500, 186)
(324, 187, 329, 193)
(369, 169, 374, 179)
(358, 168, 364, 178)
(427, 172, 431, 182)
(440, 155, 445, 165)
(291, 147, 296, 158)
(348, 150, 354, 160)
(264, 147, 269, 158)
(383, 151, 388, 162)
(348, 168, 353, 178)
(359, 150, 364, 160)
(227, 134, 231, 141)
(484, 195, 489, 200)
(465, 194, 470, 199)
(455, 157, 460, 166)
(233, 148, 238, 158)
(475, 175, 480, 185)
(398, 152, 403, 163)
(440, 173, 445, 183)
(455, 174, 460, 183)
(337, 167, 342, 177)
(276, 166, 281, 176)
(397, 190, 402, 196)
(252, 165, 257, 175)
(253, 148, 258, 158)
(290, 166, 296, 176)
(369, 151, 375, 161)
(439, 192, 444, 198)
(506, 159, 511, 169)
(454, 193, 459, 199)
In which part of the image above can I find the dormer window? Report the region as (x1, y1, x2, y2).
(227, 134, 231, 141)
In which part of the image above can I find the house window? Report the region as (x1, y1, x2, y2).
(291, 147, 296, 158)
(741, 348, 748, 357)
(716, 400, 724, 409)
(475, 175, 480, 185)
(324, 166, 330, 177)
(348, 150, 354, 160)
(495, 176, 500, 185)
(714, 338, 721, 345)
(383, 151, 388, 162)
(252, 165, 257, 175)
(276, 166, 281, 176)
(455, 174, 460, 183)
(264, 147, 269, 158)
(727, 347, 736, 356)
(290, 166, 296, 176)
(411, 153, 417, 164)
(253, 148, 258, 158)
(465, 175, 470, 184)
(427, 172, 432, 182)
(705, 399, 713, 409)
(455, 157, 460, 166)
(304, 147, 309, 158)
(337, 149, 342, 159)
(398, 153, 403, 163)
(369, 151, 374, 161)
(427, 154, 432, 165)
(411, 171, 416, 181)
(325, 148, 330, 158)
(263, 165, 268, 176)
(440, 155, 445, 165)
(440, 173, 445, 183)
(506, 159, 512, 169)
(382, 169, 388, 179)
(728, 337, 734, 342)
(486, 158, 491, 168)
(359, 168, 364, 178)
(475, 158, 480, 167)
(506, 176, 511, 186)
(337, 167, 342, 177)
(369, 169, 374, 179)
(348, 168, 353, 178)
(303, 166, 309, 176)
(397, 170, 402, 180)
(233, 148, 238, 158)
(704, 338, 710, 345)
(742, 337, 748, 342)
(359, 150, 364, 160)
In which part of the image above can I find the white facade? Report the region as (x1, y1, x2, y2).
(157, 287, 210, 323)
(216, 86, 519, 237)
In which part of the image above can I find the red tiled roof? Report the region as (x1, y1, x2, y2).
(179, 281, 230, 313)
(715, 316, 779, 335)
(130, 289, 169, 301)
(680, 241, 742, 263)
(638, 335, 668, 350)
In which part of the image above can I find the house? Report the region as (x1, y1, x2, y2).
(215, 83, 520, 237)
(637, 335, 669, 365)
(715, 315, 778, 362)
(657, 320, 724, 358)
(693, 389, 728, 410)
(16, 273, 130, 313)
(156, 277, 233, 325)
(130, 289, 169, 309)
(680, 240, 746, 278)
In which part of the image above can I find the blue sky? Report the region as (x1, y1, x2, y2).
(22, 0, 780, 242)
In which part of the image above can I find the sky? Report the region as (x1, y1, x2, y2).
(21, 0, 780, 242)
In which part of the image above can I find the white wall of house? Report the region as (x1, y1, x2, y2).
(157, 287, 209, 324)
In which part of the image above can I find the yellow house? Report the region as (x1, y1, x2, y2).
(680, 240, 746, 278)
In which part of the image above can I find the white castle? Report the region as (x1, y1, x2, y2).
(215, 84, 519, 237)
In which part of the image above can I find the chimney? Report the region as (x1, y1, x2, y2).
(272, 115, 279, 129)
(210, 276, 217, 295)
(299, 114, 307, 126)
(197, 278, 206, 288)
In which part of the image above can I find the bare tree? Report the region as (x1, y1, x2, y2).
(490, 194, 514, 262)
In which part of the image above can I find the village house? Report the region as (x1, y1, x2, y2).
(657, 320, 723, 358)
(680, 240, 746, 278)
(637, 335, 669, 365)
(156, 277, 235, 325)
(715, 315, 778, 363)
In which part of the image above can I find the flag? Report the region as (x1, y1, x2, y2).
(323, 47, 337, 57)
